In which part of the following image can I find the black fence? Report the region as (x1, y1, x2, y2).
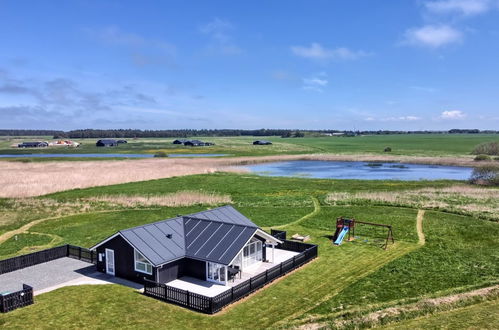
(0, 284, 34, 313)
(0, 244, 96, 275)
(144, 240, 318, 314)
(270, 229, 287, 240)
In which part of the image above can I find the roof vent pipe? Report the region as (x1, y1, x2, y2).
(166, 234, 173, 239)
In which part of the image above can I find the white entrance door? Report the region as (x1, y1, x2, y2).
(105, 248, 115, 276)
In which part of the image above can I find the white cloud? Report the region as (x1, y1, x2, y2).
(425, 0, 493, 16)
(365, 115, 422, 122)
(404, 25, 463, 47)
(200, 18, 242, 55)
(302, 74, 328, 92)
(291, 43, 369, 61)
(440, 110, 466, 119)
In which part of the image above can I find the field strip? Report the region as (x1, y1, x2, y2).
(272, 196, 321, 229)
(416, 210, 425, 245)
(296, 285, 499, 329)
(0, 208, 159, 245)
(274, 243, 420, 327)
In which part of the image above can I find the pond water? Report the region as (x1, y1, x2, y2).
(0, 153, 228, 158)
(243, 160, 473, 181)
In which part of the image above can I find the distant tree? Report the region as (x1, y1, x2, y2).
(384, 147, 392, 152)
(472, 142, 499, 156)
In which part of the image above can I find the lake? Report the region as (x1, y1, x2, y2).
(243, 160, 473, 181)
(0, 153, 228, 158)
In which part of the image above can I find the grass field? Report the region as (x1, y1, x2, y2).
(0, 172, 498, 329)
(1, 134, 498, 158)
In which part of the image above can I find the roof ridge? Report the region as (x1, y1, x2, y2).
(119, 205, 236, 233)
(182, 215, 257, 228)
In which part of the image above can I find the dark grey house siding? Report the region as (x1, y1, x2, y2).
(95, 235, 155, 284)
(183, 258, 206, 280)
(157, 259, 184, 283)
(155, 258, 206, 283)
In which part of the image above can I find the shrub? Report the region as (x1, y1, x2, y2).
(469, 166, 499, 186)
(472, 142, 499, 155)
(153, 151, 168, 157)
(474, 154, 491, 161)
(384, 147, 392, 152)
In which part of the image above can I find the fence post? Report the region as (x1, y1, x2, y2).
(186, 290, 190, 306)
(66, 244, 70, 257)
(265, 269, 268, 282)
(293, 256, 296, 268)
(280, 262, 282, 274)
(209, 297, 214, 314)
(231, 287, 234, 300)
(249, 277, 252, 290)
(79, 247, 82, 260)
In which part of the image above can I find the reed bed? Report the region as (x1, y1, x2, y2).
(87, 191, 231, 207)
(0, 154, 493, 198)
(326, 185, 499, 221)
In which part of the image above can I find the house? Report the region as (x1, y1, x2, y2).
(18, 141, 49, 148)
(172, 139, 188, 144)
(90, 206, 282, 285)
(184, 140, 205, 146)
(253, 140, 272, 145)
(96, 139, 118, 147)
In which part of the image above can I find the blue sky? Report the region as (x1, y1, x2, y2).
(0, 0, 498, 130)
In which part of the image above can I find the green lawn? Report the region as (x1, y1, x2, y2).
(1, 134, 498, 158)
(382, 298, 499, 329)
(0, 173, 498, 328)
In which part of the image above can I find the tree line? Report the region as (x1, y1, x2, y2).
(0, 128, 497, 138)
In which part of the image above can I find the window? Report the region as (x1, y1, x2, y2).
(134, 250, 152, 275)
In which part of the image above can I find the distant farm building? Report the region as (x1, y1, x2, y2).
(172, 139, 214, 146)
(117, 140, 128, 144)
(96, 139, 118, 147)
(184, 140, 205, 146)
(18, 141, 49, 148)
(253, 140, 272, 145)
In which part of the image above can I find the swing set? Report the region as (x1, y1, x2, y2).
(333, 217, 395, 250)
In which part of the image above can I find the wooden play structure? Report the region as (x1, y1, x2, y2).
(333, 217, 395, 250)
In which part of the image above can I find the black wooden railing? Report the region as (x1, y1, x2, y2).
(270, 229, 287, 240)
(0, 284, 34, 313)
(144, 240, 318, 314)
(0, 244, 96, 276)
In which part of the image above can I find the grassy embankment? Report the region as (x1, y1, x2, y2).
(0, 173, 498, 328)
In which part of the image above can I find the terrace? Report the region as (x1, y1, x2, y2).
(144, 240, 318, 313)
(166, 247, 300, 297)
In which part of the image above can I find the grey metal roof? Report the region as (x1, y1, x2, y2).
(184, 217, 256, 265)
(115, 205, 260, 266)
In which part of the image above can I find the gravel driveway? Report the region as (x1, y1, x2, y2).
(0, 257, 95, 293)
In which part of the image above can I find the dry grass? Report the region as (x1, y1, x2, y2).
(87, 191, 231, 207)
(0, 154, 493, 198)
(300, 285, 499, 329)
(326, 185, 499, 221)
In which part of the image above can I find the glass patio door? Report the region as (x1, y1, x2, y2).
(242, 240, 263, 268)
(207, 262, 226, 284)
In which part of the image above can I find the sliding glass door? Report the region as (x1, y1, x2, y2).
(242, 239, 263, 268)
(207, 262, 226, 284)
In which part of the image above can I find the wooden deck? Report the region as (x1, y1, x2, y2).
(166, 248, 299, 297)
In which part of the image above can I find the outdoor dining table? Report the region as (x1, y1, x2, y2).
(227, 267, 241, 281)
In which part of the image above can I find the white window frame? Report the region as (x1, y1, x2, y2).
(134, 250, 153, 275)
